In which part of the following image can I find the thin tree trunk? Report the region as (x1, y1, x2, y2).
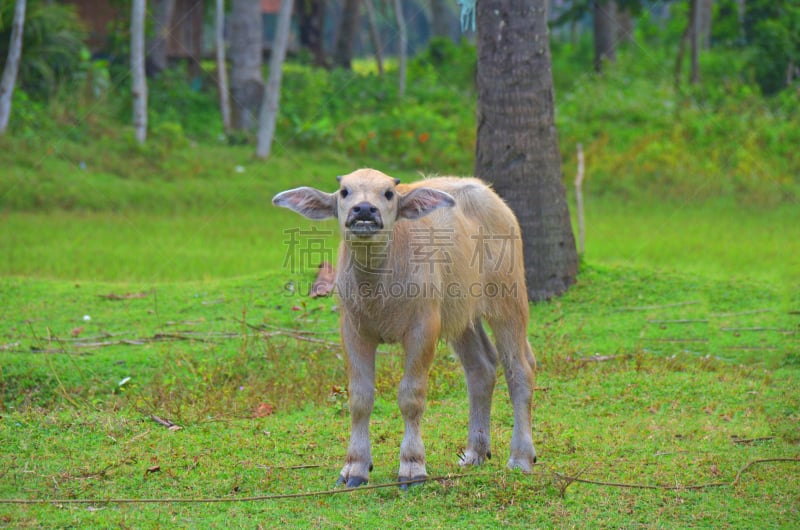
(229, 0, 263, 131)
(0, 0, 26, 136)
(430, 0, 453, 40)
(297, 0, 327, 67)
(674, 19, 690, 88)
(186, 0, 204, 79)
(131, 0, 148, 144)
(593, 0, 617, 73)
(475, 0, 579, 301)
(736, 0, 745, 41)
(216, 0, 231, 134)
(617, 6, 635, 44)
(393, 0, 406, 97)
(364, 0, 384, 75)
(699, 0, 713, 49)
(690, 0, 701, 83)
(256, 0, 295, 158)
(146, 0, 177, 77)
(334, 0, 361, 69)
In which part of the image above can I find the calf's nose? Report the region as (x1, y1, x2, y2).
(351, 202, 378, 219)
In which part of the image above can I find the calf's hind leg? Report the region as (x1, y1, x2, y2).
(488, 317, 537, 472)
(450, 319, 498, 467)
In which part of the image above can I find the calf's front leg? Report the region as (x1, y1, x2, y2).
(337, 319, 378, 487)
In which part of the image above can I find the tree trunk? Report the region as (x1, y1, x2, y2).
(690, 0, 701, 83)
(699, 0, 713, 49)
(617, 6, 635, 44)
(363, 0, 384, 75)
(146, 0, 176, 77)
(256, 0, 295, 158)
(0, 0, 26, 136)
(185, 0, 204, 80)
(230, 0, 264, 131)
(131, 0, 148, 144)
(736, 0, 745, 41)
(430, 0, 454, 40)
(297, 0, 328, 67)
(333, 0, 361, 69)
(593, 0, 617, 73)
(675, 0, 702, 88)
(475, 0, 578, 301)
(393, 0, 406, 97)
(216, 0, 231, 134)
(674, 18, 689, 88)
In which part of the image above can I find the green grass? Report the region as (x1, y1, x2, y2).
(1, 265, 798, 527)
(2, 134, 798, 529)
(581, 197, 800, 284)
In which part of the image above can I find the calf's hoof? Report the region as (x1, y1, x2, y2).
(337, 475, 368, 488)
(507, 453, 537, 473)
(398, 475, 428, 491)
(458, 448, 491, 467)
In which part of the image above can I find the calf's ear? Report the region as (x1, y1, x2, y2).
(397, 187, 456, 220)
(272, 187, 337, 220)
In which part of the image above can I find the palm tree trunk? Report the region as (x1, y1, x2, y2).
(593, 0, 617, 73)
(393, 0, 406, 97)
(475, 0, 578, 301)
(364, 0, 384, 75)
(229, 0, 264, 130)
(146, 0, 176, 77)
(334, 0, 361, 69)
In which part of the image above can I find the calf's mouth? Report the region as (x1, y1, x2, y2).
(345, 205, 384, 236)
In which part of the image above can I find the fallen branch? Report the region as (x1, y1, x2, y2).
(648, 319, 709, 324)
(150, 415, 182, 431)
(98, 292, 151, 300)
(644, 338, 710, 343)
(570, 354, 626, 363)
(731, 437, 774, 445)
(710, 308, 774, 318)
(616, 301, 700, 312)
(722, 327, 796, 334)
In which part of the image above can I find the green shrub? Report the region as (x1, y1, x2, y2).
(745, 0, 800, 95)
(0, 0, 89, 99)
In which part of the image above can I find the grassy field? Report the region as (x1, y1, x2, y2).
(1, 265, 798, 527)
(1, 148, 799, 526)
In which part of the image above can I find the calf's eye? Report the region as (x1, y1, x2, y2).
(340, 188, 349, 198)
(384, 190, 394, 200)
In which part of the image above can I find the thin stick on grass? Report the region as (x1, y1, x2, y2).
(615, 301, 700, 312)
(731, 437, 774, 445)
(648, 319, 709, 324)
(710, 308, 774, 317)
(721, 327, 796, 334)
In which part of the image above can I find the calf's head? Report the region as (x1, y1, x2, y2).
(272, 168, 455, 244)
